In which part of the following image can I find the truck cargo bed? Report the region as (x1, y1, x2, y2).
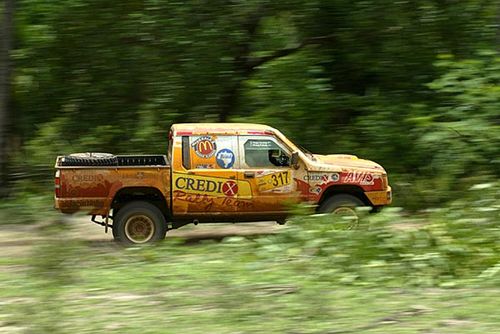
(56, 153, 168, 167)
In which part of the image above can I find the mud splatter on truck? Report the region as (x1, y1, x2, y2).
(55, 123, 392, 244)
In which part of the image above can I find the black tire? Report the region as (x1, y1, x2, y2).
(318, 194, 366, 229)
(60, 153, 118, 167)
(69, 152, 114, 159)
(112, 201, 167, 245)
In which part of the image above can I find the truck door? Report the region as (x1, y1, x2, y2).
(172, 134, 250, 214)
(235, 135, 301, 214)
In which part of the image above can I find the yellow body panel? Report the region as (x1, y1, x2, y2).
(365, 187, 392, 206)
(55, 123, 392, 220)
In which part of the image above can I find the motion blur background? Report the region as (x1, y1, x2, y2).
(0, 1, 499, 333)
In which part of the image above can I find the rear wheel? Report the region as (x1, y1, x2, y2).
(112, 201, 167, 245)
(318, 194, 366, 229)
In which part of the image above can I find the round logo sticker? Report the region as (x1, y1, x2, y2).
(222, 180, 238, 197)
(192, 136, 216, 158)
(216, 149, 235, 169)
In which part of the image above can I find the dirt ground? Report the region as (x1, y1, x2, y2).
(0, 216, 284, 257)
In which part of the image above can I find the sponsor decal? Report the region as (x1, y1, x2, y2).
(303, 172, 339, 184)
(173, 173, 252, 198)
(122, 171, 148, 179)
(309, 186, 322, 194)
(221, 180, 238, 197)
(192, 136, 217, 158)
(72, 174, 104, 182)
(173, 190, 252, 210)
(195, 164, 215, 169)
(247, 140, 274, 149)
(303, 173, 329, 182)
(221, 197, 252, 209)
(59, 199, 105, 208)
(216, 148, 235, 169)
(343, 171, 376, 186)
(257, 171, 290, 192)
(173, 191, 215, 210)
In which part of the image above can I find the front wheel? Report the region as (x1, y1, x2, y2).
(318, 194, 366, 229)
(112, 201, 167, 245)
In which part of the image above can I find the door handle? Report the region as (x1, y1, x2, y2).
(244, 171, 255, 179)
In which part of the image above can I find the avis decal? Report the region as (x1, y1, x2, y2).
(192, 136, 217, 158)
(343, 171, 377, 186)
(216, 149, 235, 169)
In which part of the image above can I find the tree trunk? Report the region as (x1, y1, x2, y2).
(217, 32, 334, 122)
(218, 83, 241, 123)
(0, 0, 14, 195)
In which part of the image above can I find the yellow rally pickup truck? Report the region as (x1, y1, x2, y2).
(54, 123, 392, 244)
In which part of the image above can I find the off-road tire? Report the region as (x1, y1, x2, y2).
(318, 194, 366, 229)
(112, 201, 167, 245)
(318, 194, 365, 213)
(60, 153, 118, 167)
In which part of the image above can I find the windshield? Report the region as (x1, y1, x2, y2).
(274, 129, 316, 161)
(296, 144, 316, 161)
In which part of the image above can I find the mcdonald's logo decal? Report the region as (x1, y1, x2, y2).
(192, 136, 217, 158)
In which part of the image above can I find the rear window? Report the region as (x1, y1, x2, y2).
(182, 135, 238, 169)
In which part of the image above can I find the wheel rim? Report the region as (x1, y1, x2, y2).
(124, 215, 155, 243)
(332, 206, 359, 229)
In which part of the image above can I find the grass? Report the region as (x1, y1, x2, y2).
(0, 182, 498, 333)
(0, 218, 499, 334)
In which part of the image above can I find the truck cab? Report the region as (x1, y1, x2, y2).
(169, 123, 391, 218)
(54, 123, 392, 244)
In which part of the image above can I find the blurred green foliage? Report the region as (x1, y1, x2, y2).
(276, 182, 500, 286)
(2, 3, 499, 330)
(1, 0, 497, 209)
(0, 183, 498, 332)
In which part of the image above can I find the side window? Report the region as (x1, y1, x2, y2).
(243, 138, 290, 168)
(167, 130, 173, 162)
(184, 135, 238, 169)
(181, 136, 191, 169)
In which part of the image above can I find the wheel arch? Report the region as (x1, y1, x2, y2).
(317, 185, 371, 211)
(111, 187, 170, 219)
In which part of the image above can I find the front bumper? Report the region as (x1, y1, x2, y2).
(365, 186, 392, 206)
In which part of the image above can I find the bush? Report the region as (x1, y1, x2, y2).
(249, 181, 499, 287)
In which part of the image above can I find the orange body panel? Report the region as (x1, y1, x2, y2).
(54, 123, 392, 221)
(55, 167, 171, 216)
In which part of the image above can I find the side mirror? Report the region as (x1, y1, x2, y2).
(291, 151, 300, 169)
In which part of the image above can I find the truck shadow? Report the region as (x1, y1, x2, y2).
(170, 231, 280, 245)
(83, 223, 282, 248)
(167, 222, 282, 245)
